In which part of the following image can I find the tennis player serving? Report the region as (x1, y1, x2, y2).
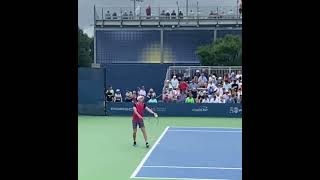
(132, 96, 158, 148)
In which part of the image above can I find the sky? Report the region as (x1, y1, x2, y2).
(79, 0, 238, 37)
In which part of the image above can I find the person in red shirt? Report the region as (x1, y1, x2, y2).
(132, 96, 158, 148)
(178, 79, 188, 94)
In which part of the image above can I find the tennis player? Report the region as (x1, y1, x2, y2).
(132, 96, 158, 148)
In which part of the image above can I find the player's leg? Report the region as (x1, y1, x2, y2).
(132, 121, 138, 146)
(140, 122, 149, 148)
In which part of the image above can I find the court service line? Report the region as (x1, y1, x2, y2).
(130, 126, 170, 178)
(132, 176, 230, 180)
(170, 126, 242, 129)
(167, 130, 242, 133)
(142, 165, 242, 170)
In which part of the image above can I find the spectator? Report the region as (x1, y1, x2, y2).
(238, 94, 242, 104)
(231, 80, 239, 91)
(124, 90, 133, 102)
(106, 86, 114, 102)
(171, 75, 179, 89)
(112, 12, 117, 19)
(105, 11, 111, 19)
(236, 70, 242, 79)
(189, 10, 194, 18)
(114, 89, 122, 102)
(208, 10, 214, 19)
(139, 86, 147, 97)
(147, 88, 156, 101)
(207, 80, 217, 90)
(185, 93, 195, 103)
(216, 84, 224, 96)
(147, 95, 158, 103)
(177, 91, 187, 103)
(194, 69, 201, 78)
(209, 94, 219, 103)
(178, 79, 188, 94)
(202, 93, 210, 103)
(166, 10, 170, 19)
(163, 93, 172, 103)
(219, 96, 226, 103)
(189, 79, 199, 90)
(198, 73, 208, 88)
(217, 77, 223, 85)
(146, 5, 151, 19)
(191, 87, 198, 99)
(208, 86, 217, 96)
(160, 10, 166, 19)
(129, 11, 133, 19)
(132, 91, 137, 103)
(178, 11, 183, 19)
(122, 11, 129, 19)
(171, 10, 176, 19)
(223, 80, 232, 91)
(230, 72, 237, 81)
(224, 73, 230, 82)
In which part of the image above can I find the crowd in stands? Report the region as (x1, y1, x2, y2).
(105, 70, 242, 104)
(103, 3, 242, 20)
(105, 86, 158, 104)
(162, 70, 242, 104)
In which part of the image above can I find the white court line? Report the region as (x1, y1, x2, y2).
(170, 126, 242, 129)
(168, 130, 242, 133)
(130, 126, 170, 178)
(132, 176, 230, 180)
(142, 165, 242, 170)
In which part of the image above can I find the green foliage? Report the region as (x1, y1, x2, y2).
(78, 27, 94, 67)
(197, 35, 242, 66)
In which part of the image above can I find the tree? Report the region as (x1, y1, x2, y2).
(78, 27, 94, 67)
(196, 35, 242, 66)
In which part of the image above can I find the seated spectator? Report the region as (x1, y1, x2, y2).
(189, 79, 199, 90)
(139, 86, 147, 97)
(223, 80, 231, 91)
(230, 72, 237, 81)
(209, 94, 219, 103)
(224, 73, 230, 82)
(231, 80, 239, 92)
(105, 86, 114, 102)
(194, 69, 201, 78)
(185, 93, 195, 103)
(165, 10, 170, 19)
(216, 84, 224, 96)
(198, 73, 208, 88)
(132, 91, 137, 103)
(236, 70, 242, 79)
(217, 77, 223, 85)
(105, 11, 111, 19)
(124, 90, 133, 102)
(146, 88, 156, 101)
(177, 91, 187, 103)
(112, 12, 117, 19)
(171, 75, 179, 89)
(202, 93, 210, 103)
(208, 85, 217, 96)
(114, 89, 122, 102)
(208, 10, 215, 19)
(171, 10, 176, 19)
(178, 11, 183, 19)
(160, 10, 166, 19)
(207, 80, 217, 90)
(163, 93, 172, 103)
(178, 79, 188, 94)
(147, 95, 158, 103)
(122, 11, 129, 19)
(191, 87, 198, 99)
(129, 11, 133, 19)
(219, 95, 226, 103)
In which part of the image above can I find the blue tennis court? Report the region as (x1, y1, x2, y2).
(131, 126, 242, 180)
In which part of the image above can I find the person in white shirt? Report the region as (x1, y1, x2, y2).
(207, 80, 217, 90)
(236, 71, 242, 79)
(202, 93, 210, 103)
(216, 84, 224, 96)
(171, 75, 179, 89)
(223, 80, 232, 91)
(139, 86, 147, 97)
(198, 73, 208, 88)
(209, 94, 219, 103)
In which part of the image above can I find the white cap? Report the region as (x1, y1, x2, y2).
(173, 75, 176, 78)
(196, 70, 200, 73)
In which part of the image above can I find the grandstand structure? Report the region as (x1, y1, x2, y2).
(93, 5, 242, 65)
